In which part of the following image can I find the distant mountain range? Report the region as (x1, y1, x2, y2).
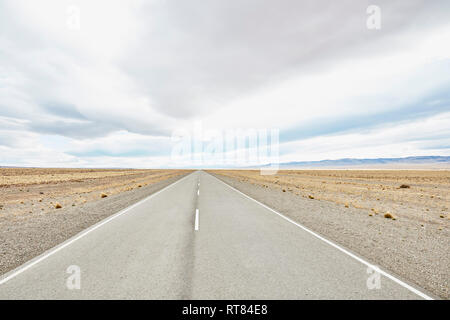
(2, 156, 449, 169)
(263, 156, 450, 168)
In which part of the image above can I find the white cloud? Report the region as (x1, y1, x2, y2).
(279, 112, 450, 162)
(0, 0, 449, 167)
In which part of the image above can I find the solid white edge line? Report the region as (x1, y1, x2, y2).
(207, 172, 434, 300)
(0, 171, 195, 286)
(195, 209, 199, 231)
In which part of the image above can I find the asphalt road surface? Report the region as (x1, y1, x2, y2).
(0, 171, 432, 299)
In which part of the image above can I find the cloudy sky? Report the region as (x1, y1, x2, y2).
(1, 0, 449, 168)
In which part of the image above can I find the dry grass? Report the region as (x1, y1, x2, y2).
(0, 169, 190, 219)
(384, 212, 394, 219)
(0, 168, 150, 187)
(209, 169, 450, 225)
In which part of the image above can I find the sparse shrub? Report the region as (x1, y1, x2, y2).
(101, 193, 108, 198)
(344, 203, 349, 208)
(308, 195, 314, 199)
(399, 184, 410, 189)
(55, 203, 62, 209)
(384, 212, 394, 219)
(282, 189, 286, 192)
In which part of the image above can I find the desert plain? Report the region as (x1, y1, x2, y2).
(0, 168, 448, 298)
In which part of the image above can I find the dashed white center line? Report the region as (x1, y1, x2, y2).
(195, 209, 199, 231)
(197, 189, 200, 196)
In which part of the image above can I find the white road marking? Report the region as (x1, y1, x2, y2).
(207, 172, 434, 300)
(195, 209, 199, 231)
(0, 172, 195, 286)
(197, 189, 200, 196)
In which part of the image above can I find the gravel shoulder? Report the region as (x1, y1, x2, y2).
(210, 172, 449, 299)
(0, 172, 189, 276)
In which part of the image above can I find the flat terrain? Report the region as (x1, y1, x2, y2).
(0, 168, 190, 218)
(208, 170, 449, 299)
(0, 171, 429, 299)
(0, 169, 446, 299)
(0, 168, 190, 275)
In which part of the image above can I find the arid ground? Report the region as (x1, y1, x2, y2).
(0, 168, 190, 275)
(0, 168, 189, 216)
(210, 170, 449, 224)
(209, 169, 449, 299)
(1, 168, 448, 298)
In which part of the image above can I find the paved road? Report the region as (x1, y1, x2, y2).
(0, 171, 430, 299)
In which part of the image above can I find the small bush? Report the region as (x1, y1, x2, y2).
(55, 203, 62, 209)
(399, 184, 410, 189)
(308, 195, 314, 199)
(101, 193, 108, 198)
(384, 212, 394, 219)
